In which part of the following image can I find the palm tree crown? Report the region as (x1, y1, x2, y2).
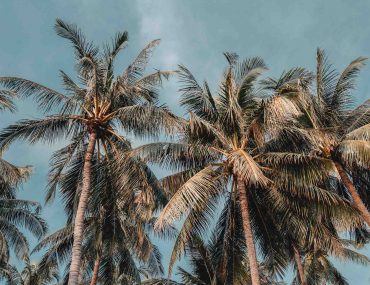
(0, 19, 180, 285)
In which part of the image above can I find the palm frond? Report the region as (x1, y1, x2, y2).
(0, 90, 16, 112)
(0, 77, 69, 112)
(55, 18, 99, 60)
(178, 65, 218, 120)
(121, 39, 161, 84)
(155, 166, 225, 230)
(331, 57, 367, 115)
(337, 140, 370, 169)
(116, 104, 183, 137)
(0, 116, 80, 152)
(258, 152, 334, 189)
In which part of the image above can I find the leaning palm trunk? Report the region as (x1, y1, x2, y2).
(89, 254, 100, 285)
(237, 176, 261, 285)
(334, 162, 370, 226)
(293, 247, 307, 285)
(68, 131, 97, 285)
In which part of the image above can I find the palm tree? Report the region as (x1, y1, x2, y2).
(279, 49, 370, 225)
(257, 63, 370, 284)
(0, 19, 179, 284)
(0, 161, 48, 284)
(132, 53, 269, 285)
(133, 53, 369, 285)
(0, 90, 48, 283)
(34, 148, 173, 285)
(133, 54, 334, 285)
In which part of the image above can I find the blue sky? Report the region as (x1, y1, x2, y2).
(1, 0, 370, 283)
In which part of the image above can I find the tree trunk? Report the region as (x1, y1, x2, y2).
(78, 266, 84, 284)
(293, 247, 307, 285)
(68, 131, 97, 285)
(334, 162, 370, 226)
(237, 176, 261, 285)
(89, 254, 100, 285)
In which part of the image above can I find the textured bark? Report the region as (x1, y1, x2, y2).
(68, 131, 97, 285)
(335, 162, 370, 226)
(237, 177, 261, 285)
(89, 254, 100, 285)
(294, 247, 307, 285)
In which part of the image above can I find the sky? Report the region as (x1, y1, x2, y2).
(1, 0, 370, 283)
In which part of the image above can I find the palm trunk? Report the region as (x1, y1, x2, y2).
(68, 131, 97, 285)
(89, 254, 100, 285)
(77, 264, 84, 284)
(237, 176, 261, 285)
(334, 162, 370, 226)
(293, 247, 307, 285)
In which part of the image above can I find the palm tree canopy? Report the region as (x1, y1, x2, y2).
(131, 53, 361, 279)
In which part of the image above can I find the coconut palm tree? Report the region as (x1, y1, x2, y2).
(274, 49, 370, 226)
(34, 146, 174, 285)
(132, 54, 341, 285)
(257, 62, 370, 284)
(0, 168, 47, 278)
(132, 54, 269, 285)
(313, 50, 370, 225)
(0, 19, 179, 284)
(0, 161, 48, 284)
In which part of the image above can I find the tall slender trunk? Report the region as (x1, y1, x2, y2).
(89, 254, 100, 285)
(293, 247, 307, 285)
(237, 176, 261, 285)
(78, 264, 84, 284)
(68, 131, 97, 285)
(334, 162, 370, 226)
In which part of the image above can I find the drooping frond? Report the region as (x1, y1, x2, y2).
(0, 158, 31, 186)
(229, 150, 270, 187)
(167, 193, 220, 275)
(116, 104, 183, 137)
(0, 90, 16, 112)
(131, 142, 219, 172)
(0, 116, 81, 152)
(155, 166, 226, 230)
(0, 77, 69, 112)
(337, 140, 370, 169)
(258, 152, 334, 189)
(46, 133, 85, 203)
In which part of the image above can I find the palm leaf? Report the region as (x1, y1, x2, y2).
(154, 166, 226, 230)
